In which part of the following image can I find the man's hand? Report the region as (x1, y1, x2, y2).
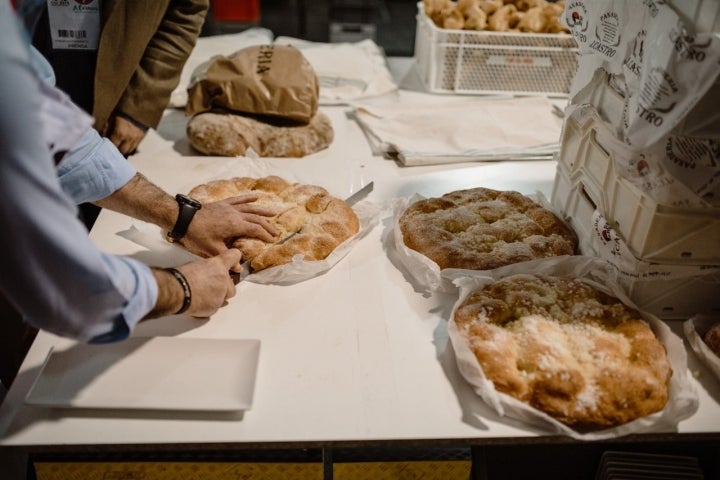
(149, 249, 243, 319)
(102, 114, 147, 156)
(181, 194, 280, 264)
(94, 175, 279, 266)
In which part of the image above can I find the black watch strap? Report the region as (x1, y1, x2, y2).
(167, 194, 201, 242)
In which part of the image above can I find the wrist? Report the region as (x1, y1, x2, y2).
(147, 267, 192, 318)
(165, 268, 192, 314)
(167, 194, 202, 243)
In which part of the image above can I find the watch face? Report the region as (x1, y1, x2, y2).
(176, 194, 202, 209)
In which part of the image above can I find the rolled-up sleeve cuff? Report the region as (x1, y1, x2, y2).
(57, 129, 137, 204)
(89, 255, 158, 343)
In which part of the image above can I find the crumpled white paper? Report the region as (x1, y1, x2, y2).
(274, 36, 398, 105)
(353, 96, 562, 166)
(446, 256, 699, 440)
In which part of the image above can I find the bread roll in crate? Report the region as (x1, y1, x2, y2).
(414, 1, 578, 96)
(553, 104, 720, 265)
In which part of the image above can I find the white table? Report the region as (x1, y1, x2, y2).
(1, 62, 718, 467)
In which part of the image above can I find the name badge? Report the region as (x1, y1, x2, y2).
(46, 0, 101, 51)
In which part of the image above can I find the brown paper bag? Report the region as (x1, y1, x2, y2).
(186, 44, 319, 123)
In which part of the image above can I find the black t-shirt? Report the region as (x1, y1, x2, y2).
(32, 5, 97, 115)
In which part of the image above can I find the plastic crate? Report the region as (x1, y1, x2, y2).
(573, 68, 720, 141)
(413, 2, 578, 96)
(552, 164, 720, 320)
(555, 108, 720, 264)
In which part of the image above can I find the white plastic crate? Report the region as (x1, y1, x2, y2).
(413, 2, 578, 96)
(573, 68, 720, 141)
(555, 108, 720, 264)
(552, 164, 720, 320)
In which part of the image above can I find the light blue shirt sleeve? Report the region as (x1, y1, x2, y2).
(0, 5, 158, 343)
(57, 128, 137, 204)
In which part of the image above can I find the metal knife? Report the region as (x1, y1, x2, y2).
(233, 181, 374, 282)
(344, 181, 374, 206)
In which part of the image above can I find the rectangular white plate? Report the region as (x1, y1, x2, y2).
(25, 337, 260, 412)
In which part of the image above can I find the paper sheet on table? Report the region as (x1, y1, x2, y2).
(352, 97, 563, 166)
(169, 28, 274, 108)
(274, 36, 398, 104)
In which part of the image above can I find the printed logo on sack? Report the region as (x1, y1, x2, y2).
(665, 137, 720, 170)
(641, 0, 660, 18)
(593, 216, 621, 257)
(74, 0, 94, 4)
(636, 68, 678, 128)
(632, 155, 650, 177)
(669, 26, 711, 62)
(590, 11, 620, 57)
(565, 1, 589, 43)
(256, 45, 274, 74)
(623, 30, 645, 78)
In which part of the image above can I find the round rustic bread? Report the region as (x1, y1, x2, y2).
(189, 176, 359, 272)
(399, 187, 577, 270)
(453, 273, 672, 432)
(703, 322, 720, 357)
(186, 111, 333, 158)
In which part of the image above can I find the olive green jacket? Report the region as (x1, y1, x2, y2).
(94, 0, 209, 131)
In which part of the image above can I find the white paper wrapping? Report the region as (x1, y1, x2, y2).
(684, 315, 720, 382)
(446, 256, 699, 440)
(391, 195, 451, 293)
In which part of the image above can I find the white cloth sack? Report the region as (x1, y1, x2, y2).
(274, 36, 398, 105)
(352, 96, 563, 166)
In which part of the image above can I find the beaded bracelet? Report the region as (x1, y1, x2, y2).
(165, 267, 192, 315)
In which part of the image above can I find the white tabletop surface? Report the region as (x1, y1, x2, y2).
(1, 59, 719, 450)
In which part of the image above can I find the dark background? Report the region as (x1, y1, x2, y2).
(202, 0, 419, 57)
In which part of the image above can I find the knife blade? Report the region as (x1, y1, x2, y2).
(233, 181, 374, 282)
(344, 181, 374, 206)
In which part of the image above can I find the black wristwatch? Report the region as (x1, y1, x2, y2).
(167, 194, 202, 243)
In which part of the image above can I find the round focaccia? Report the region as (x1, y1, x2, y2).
(186, 111, 334, 158)
(453, 273, 672, 432)
(189, 176, 359, 272)
(399, 187, 577, 270)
